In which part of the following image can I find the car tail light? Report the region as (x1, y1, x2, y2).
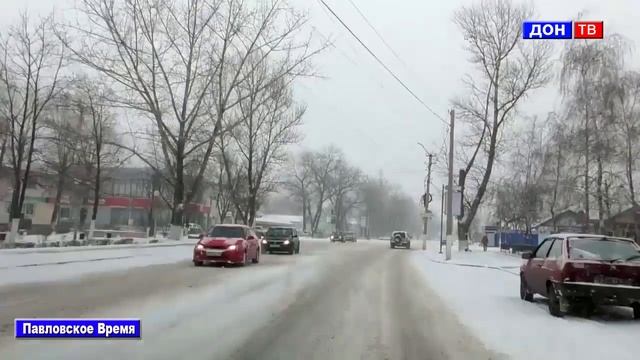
(562, 262, 587, 282)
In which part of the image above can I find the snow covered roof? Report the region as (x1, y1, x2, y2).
(255, 214, 303, 225)
(533, 205, 601, 228)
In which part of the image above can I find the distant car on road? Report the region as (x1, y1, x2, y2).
(263, 227, 300, 255)
(330, 232, 344, 243)
(342, 232, 357, 242)
(186, 223, 203, 239)
(520, 233, 640, 318)
(193, 224, 260, 266)
(390, 231, 411, 249)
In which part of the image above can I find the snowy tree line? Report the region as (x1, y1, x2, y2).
(280, 146, 421, 237)
(0, 0, 421, 243)
(0, 0, 327, 242)
(449, 0, 640, 238)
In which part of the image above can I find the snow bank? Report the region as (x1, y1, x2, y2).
(0, 245, 192, 287)
(412, 247, 640, 360)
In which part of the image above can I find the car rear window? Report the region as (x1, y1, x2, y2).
(568, 237, 640, 261)
(267, 228, 293, 237)
(208, 226, 244, 238)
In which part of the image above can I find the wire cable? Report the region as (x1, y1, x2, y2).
(345, 0, 406, 67)
(316, 0, 448, 126)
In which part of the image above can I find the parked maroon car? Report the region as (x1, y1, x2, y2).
(193, 224, 260, 266)
(520, 234, 640, 318)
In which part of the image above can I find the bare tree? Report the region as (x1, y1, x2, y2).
(305, 146, 342, 236)
(71, 79, 125, 239)
(495, 118, 548, 232)
(39, 95, 78, 232)
(328, 160, 362, 232)
(0, 13, 64, 243)
(614, 70, 640, 206)
(561, 34, 629, 232)
(452, 0, 552, 241)
(286, 152, 313, 232)
(59, 0, 323, 238)
(210, 155, 235, 224)
(221, 61, 305, 225)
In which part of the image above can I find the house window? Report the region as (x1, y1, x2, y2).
(59, 207, 71, 219)
(24, 203, 34, 216)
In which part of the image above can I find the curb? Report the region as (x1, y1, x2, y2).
(424, 256, 520, 276)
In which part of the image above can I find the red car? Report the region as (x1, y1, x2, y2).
(193, 224, 260, 266)
(520, 233, 640, 318)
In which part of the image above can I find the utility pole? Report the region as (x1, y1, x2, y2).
(446, 109, 455, 260)
(422, 153, 433, 250)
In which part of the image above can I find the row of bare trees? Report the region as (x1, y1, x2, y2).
(283, 146, 420, 237)
(452, 0, 640, 237)
(0, 14, 122, 241)
(495, 35, 640, 234)
(0, 0, 324, 242)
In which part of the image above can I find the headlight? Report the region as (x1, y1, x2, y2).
(330, 236, 334, 240)
(262, 239, 267, 244)
(227, 244, 237, 251)
(284, 240, 290, 245)
(196, 244, 204, 250)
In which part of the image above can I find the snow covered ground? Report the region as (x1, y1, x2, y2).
(0, 245, 194, 287)
(0, 237, 326, 287)
(412, 243, 640, 360)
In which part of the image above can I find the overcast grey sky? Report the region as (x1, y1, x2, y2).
(1, 0, 639, 200)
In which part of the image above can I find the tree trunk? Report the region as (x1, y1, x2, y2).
(583, 90, 591, 232)
(596, 154, 604, 234)
(301, 194, 307, 232)
(626, 137, 636, 205)
(89, 159, 101, 240)
(462, 130, 499, 241)
(8, 174, 22, 244)
(170, 149, 185, 240)
(0, 137, 6, 167)
(18, 111, 39, 222)
(50, 172, 66, 232)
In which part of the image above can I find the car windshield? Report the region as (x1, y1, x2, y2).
(393, 232, 406, 238)
(568, 237, 640, 261)
(267, 228, 293, 237)
(208, 226, 244, 238)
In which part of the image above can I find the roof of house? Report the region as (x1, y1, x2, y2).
(255, 214, 303, 225)
(533, 205, 601, 228)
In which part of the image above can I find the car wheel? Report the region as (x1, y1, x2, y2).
(520, 276, 534, 302)
(193, 261, 203, 267)
(407, 242, 411, 249)
(390, 244, 395, 249)
(547, 283, 564, 317)
(252, 250, 260, 264)
(632, 303, 640, 320)
(289, 246, 295, 255)
(296, 243, 300, 254)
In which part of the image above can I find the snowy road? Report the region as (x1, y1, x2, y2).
(0, 240, 497, 360)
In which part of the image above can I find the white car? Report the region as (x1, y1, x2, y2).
(186, 223, 203, 239)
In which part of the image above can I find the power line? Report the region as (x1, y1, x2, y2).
(316, 0, 448, 126)
(345, 0, 406, 67)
